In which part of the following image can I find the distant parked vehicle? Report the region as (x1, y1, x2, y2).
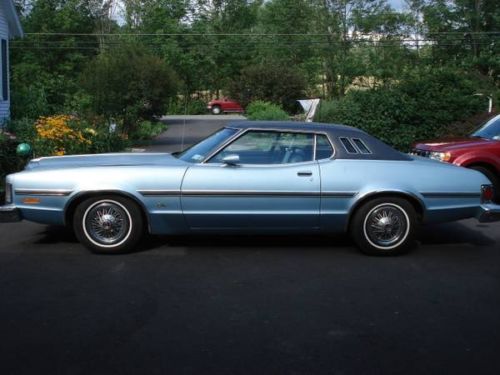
(412, 114, 500, 202)
(207, 98, 244, 115)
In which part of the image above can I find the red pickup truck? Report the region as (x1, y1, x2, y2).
(412, 114, 500, 201)
(207, 98, 244, 115)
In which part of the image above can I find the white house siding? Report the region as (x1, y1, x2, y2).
(0, 4, 10, 124)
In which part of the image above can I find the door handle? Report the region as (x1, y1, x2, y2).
(297, 171, 313, 177)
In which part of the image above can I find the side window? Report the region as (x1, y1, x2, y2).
(339, 137, 358, 154)
(208, 131, 314, 164)
(351, 138, 371, 154)
(315, 134, 334, 160)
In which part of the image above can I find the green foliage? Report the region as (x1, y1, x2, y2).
(10, 0, 105, 119)
(229, 61, 307, 112)
(167, 99, 207, 115)
(315, 68, 486, 150)
(6, 118, 37, 143)
(81, 43, 179, 134)
(9, 0, 499, 151)
(129, 120, 167, 141)
(246, 101, 289, 121)
(7, 115, 127, 158)
(0, 134, 24, 196)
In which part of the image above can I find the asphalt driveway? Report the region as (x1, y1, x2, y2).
(0, 116, 499, 375)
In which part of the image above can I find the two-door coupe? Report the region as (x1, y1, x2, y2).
(1, 121, 499, 255)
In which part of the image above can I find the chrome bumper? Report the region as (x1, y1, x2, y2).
(477, 204, 500, 223)
(0, 205, 22, 223)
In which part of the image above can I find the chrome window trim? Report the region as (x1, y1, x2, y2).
(203, 127, 336, 165)
(313, 134, 318, 161)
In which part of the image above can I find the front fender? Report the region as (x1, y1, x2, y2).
(454, 152, 500, 172)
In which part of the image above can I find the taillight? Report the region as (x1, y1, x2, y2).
(481, 184, 495, 203)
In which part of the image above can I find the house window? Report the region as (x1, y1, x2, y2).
(1, 39, 7, 101)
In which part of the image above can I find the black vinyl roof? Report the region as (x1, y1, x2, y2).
(227, 121, 412, 161)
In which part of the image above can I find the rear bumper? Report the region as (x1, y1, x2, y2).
(477, 204, 500, 223)
(0, 205, 22, 223)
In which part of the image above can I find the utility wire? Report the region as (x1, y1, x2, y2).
(23, 31, 500, 36)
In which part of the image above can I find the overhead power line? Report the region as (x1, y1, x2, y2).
(22, 31, 500, 37)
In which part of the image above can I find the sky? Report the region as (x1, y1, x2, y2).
(389, 0, 405, 10)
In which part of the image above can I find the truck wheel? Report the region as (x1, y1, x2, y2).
(350, 197, 418, 256)
(73, 195, 144, 254)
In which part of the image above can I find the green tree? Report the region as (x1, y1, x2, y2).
(10, 0, 115, 118)
(228, 60, 307, 112)
(81, 43, 178, 133)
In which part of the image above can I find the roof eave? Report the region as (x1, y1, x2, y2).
(5, 0, 24, 38)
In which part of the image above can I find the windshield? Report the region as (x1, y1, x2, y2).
(176, 127, 239, 163)
(472, 115, 500, 140)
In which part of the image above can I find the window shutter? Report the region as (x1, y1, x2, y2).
(2, 39, 8, 101)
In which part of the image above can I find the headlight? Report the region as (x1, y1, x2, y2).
(5, 183, 12, 204)
(429, 151, 451, 162)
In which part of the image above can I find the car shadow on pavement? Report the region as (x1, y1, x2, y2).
(419, 221, 495, 247)
(139, 233, 352, 253)
(139, 221, 495, 253)
(32, 220, 495, 254)
(34, 225, 78, 244)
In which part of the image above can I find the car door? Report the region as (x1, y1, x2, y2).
(181, 130, 321, 231)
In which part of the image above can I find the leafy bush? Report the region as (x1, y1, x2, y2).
(315, 68, 486, 150)
(6, 118, 37, 143)
(81, 43, 179, 135)
(129, 120, 167, 141)
(246, 101, 289, 121)
(7, 115, 128, 158)
(167, 98, 207, 115)
(0, 134, 24, 203)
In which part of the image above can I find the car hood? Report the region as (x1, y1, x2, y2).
(25, 152, 186, 170)
(413, 137, 494, 152)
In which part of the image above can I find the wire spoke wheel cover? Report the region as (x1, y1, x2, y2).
(83, 200, 133, 248)
(363, 203, 410, 250)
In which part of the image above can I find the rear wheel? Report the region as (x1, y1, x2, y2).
(73, 195, 144, 254)
(211, 105, 222, 115)
(350, 197, 418, 256)
(469, 165, 500, 203)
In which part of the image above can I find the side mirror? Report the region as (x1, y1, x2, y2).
(222, 154, 240, 166)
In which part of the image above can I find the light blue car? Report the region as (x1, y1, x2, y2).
(1, 121, 499, 255)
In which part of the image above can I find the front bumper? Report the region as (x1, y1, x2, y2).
(0, 205, 22, 223)
(477, 204, 500, 223)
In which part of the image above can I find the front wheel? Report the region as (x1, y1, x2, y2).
(211, 105, 222, 115)
(350, 197, 418, 256)
(73, 195, 144, 254)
